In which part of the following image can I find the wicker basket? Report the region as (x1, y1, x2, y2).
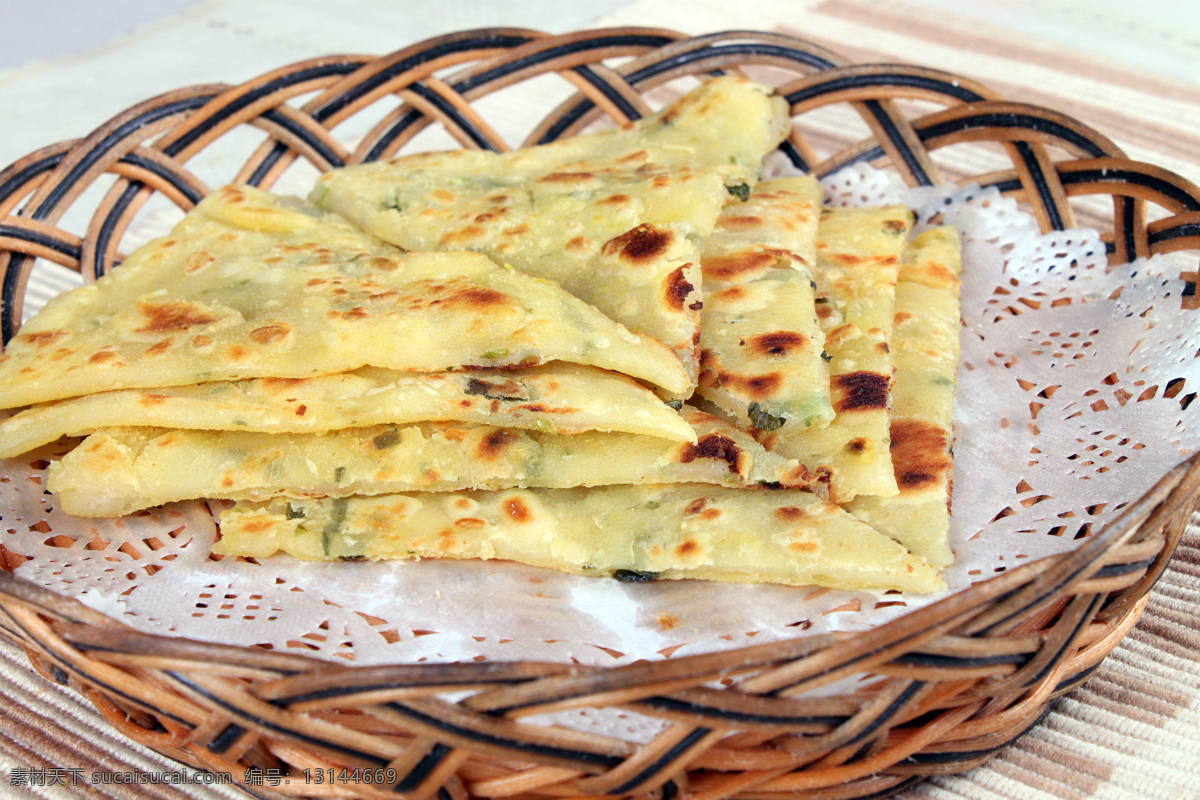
(2, 28, 1200, 800)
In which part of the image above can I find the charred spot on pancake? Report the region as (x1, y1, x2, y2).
(134, 300, 219, 333)
(478, 429, 521, 460)
(676, 539, 700, 557)
(715, 285, 747, 302)
(774, 506, 805, 522)
(663, 266, 696, 311)
(184, 252, 215, 273)
(788, 538, 819, 555)
(750, 331, 807, 356)
(261, 377, 304, 389)
(829, 252, 896, 269)
(891, 419, 952, 490)
(517, 403, 567, 415)
(503, 496, 532, 523)
(679, 433, 746, 475)
(539, 171, 594, 183)
(716, 215, 764, 231)
(88, 348, 118, 364)
(684, 497, 708, 514)
(832, 371, 890, 412)
(445, 286, 508, 308)
(924, 261, 960, 286)
(407, 281, 514, 314)
(138, 394, 167, 407)
(144, 339, 173, 356)
(474, 209, 507, 224)
(236, 516, 277, 534)
(703, 249, 777, 280)
(18, 330, 68, 348)
(846, 438, 868, 454)
(249, 324, 292, 345)
(602, 224, 674, 264)
(328, 307, 369, 322)
(720, 371, 782, 399)
(437, 224, 486, 247)
(225, 344, 253, 361)
(565, 236, 591, 253)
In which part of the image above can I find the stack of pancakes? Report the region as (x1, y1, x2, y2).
(0, 77, 959, 593)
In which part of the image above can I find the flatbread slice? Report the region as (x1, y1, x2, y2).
(214, 485, 945, 593)
(757, 206, 910, 502)
(312, 77, 790, 384)
(847, 227, 961, 566)
(697, 176, 834, 434)
(0, 185, 690, 408)
(47, 406, 815, 517)
(0, 363, 695, 459)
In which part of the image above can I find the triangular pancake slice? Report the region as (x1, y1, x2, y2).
(757, 206, 910, 502)
(847, 227, 961, 567)
(698, 176, 834, 435)
(312, 77, 790, 385)
(0, 185, 690, 408)
(47, 406, 813, 517)
(215, 485, 944, 593)
(0, 363, 695, 459)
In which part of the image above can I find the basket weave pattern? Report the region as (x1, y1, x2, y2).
(2, 29, 1200, 800)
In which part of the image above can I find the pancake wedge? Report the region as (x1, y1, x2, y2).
(847, 227, 961, 567)
(0, 363, 695, 458)
(0, 185, 690, 408)
(698, 176, 834, 434)
(215, 485, 945, 593)
(312, 77, 790, 384)
(756, 206, 910, 502)
(47, 406, 813, 517)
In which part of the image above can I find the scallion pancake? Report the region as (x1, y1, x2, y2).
(0, 363, 695, 458)
(757, 206, 911, 502)
(47, 406, 815, 517)
(215, 485, 944, 593)
(0, 185, 690, 408)
(847, 227, 961, 566)
(697, 177, 834, 434)
(311, 77, 790, 385)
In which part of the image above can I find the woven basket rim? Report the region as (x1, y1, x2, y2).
(2, 27, 1200, 800)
